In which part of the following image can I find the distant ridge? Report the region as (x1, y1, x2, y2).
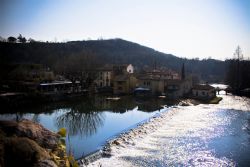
(0, 38, 226, 82)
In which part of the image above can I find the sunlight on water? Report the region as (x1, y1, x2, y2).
(89, 94, 250, 167)
(137, 106, 236, 166)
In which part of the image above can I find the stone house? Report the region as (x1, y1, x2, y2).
(136, 75, 165, 95)
(113, 74, 137, 94)
(192, 84, 216, 100)
(95, 65, 113, 88)
(136, 69, 188, 96)
(165, 77, 192, 98)
(94, 64, 135, 94)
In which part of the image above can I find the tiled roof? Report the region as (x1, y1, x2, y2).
(96, 64, 113, 71)
(114, 75, 129, 81)
(193, 84, 215, 90)
(137, 75, 162, 80)
(165, 79, 183, 85)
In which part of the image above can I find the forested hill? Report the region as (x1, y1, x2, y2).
(0, 38, 226, 82)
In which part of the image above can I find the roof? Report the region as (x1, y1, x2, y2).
(96, 64, 133, 71)
(137, 75, 162, 80)
(114, 75, 129, 81)
(113, 64, 129, 67)
(40, 80, 72, 86)
(142, 69, 180, 76)
(137, 69, 180, 81)
(165, 79, 183, 85)
(96, 64, 113, 71)
(193, 84, 215, 90)
(134, 87, 151, 91)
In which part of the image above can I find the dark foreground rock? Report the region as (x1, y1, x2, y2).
(0, 119, 67, 167)
(0, 119, 60, 149)
(4, 137, 52, 166)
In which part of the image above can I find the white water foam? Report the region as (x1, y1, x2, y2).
(85, 95, 249, 167)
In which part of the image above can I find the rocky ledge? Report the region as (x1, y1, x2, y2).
(0, 119, 68, 167)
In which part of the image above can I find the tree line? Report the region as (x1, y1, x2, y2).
(0, 34, 36, 43)
(225, 46, 250, 94)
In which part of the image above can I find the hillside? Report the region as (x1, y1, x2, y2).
(0, 38, 226, 82)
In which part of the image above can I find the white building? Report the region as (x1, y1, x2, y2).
(192, 84, 216, 100)
(126, 64, 134, 73)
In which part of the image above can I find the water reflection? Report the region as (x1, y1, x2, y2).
(56, 110, 105, 137)
(1, 95, 170, 115)
(54, 96, 169, 137)
(0, 95, 178, 157)
(0, 95, 177, 140)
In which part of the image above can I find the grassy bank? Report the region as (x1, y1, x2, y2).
(209, 96, 223, 104)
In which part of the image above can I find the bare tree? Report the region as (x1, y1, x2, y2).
(234, 46, 244, 92)
(17, 34, 27, 43)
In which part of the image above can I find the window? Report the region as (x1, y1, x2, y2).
(202, 91, 205, 95)
(196, 91, 198, 96)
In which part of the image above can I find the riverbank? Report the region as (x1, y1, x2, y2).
(85, 94, 250, 166)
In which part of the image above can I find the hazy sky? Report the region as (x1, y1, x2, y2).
(1, 0, 250, 60)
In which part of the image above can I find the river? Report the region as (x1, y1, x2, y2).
(0, 95, 173, 159)
(1, 88, 250, 166)
(88, 92, 250, 166)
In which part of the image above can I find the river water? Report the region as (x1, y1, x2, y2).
(0, 95, 172, 159)
(1, 89, 250, 166)
(89, 92, 250, 167)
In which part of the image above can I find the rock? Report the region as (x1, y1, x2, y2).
(0, 119, 60, 149)
(179, 101, 190, 106)
(4, 137, 50, 167)
(35, 159, 58, 167)
(102, 151, 112, 158)
(113, 140, 121, 145)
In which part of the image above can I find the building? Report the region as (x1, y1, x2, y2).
(94, 64, 135, 94)
(94, 65, 113, 93)
(95, 64, 134, 87)
(38, 80, 83, 94)
(141, 69, 180, 80)
(164, 63, 192, 98)
(113, 74, 137, 94)
(136, 75, 164, 95)
(165, 77, 192, 98)
(165, 79, 183, 98)
(136, 69, 183, 95)
(113, 64, 134, 75)
(192, 84, 216, 100)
